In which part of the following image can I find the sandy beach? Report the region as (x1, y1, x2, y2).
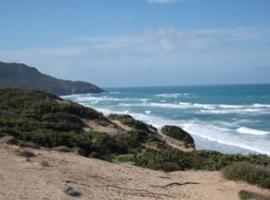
(1, 143, 269, 200)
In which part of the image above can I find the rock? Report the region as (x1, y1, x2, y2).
(40, 147, 50, 151)
(17, 148, 35, 158)
(53, 146, 72, 152)
(19, 141, 39, 149)
(64, 185, 81, 197)
(0, 136, 18, 145)
(41, 160, 49, 167)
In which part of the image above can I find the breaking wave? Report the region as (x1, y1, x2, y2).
(156, 93, 189, 98)
(236, 127, 270, 135)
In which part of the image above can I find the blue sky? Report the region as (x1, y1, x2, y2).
(0, 0, 270, 87)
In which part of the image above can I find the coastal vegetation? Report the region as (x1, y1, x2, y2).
(224, 162, 270, 189)
(161, 125, 194, 146)
(108, 114, 157, 134)
(133, 148, 270, 172)
(239, 190, 270, 200)
(1, 88, 270, 189)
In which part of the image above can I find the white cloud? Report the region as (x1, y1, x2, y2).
(0, 26, 269, 86)
(147, 0, 177, 4)
(71, 26, 270, 53)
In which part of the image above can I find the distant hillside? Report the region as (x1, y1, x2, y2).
(0, 61, 103, 95)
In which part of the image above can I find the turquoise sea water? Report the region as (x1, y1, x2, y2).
(63, 84, 270, 155)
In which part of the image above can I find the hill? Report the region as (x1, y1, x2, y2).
(0, 61, 103, 95)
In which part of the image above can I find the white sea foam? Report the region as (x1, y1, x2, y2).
(219, 105, 244, 109)
(134, 102, 216, 110)
(179, 102, 192, 106)
(145, 110, 152, 114)
(149, 103, 189, 109)
(118, 101, 270, 114)
(75, 95, 136, 103)
(192, 103, 216, 110)
(139, 98, 149, 102)
(253, 104, 270, 108)
(156, 93, 189, 98)
(109, 91, 120, 94)
(236, 127, 270, 135)
(182, 123, 270, 155)
(200, 108, 263, 114)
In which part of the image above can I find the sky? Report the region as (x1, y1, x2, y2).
(0, 0, 270, 87)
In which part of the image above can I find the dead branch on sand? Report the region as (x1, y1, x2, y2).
(151, 181, 200, 188)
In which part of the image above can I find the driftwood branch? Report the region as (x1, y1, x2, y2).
(151, 181, 200, 188)
(96, 184, 175, 198)
(65, 180, 91, 188)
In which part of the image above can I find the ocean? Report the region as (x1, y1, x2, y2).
(63, 84, 270, 155)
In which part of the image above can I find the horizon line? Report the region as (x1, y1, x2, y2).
(104, 82, 270, 89)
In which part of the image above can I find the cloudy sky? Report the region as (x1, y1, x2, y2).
(0, 0, 270, 87)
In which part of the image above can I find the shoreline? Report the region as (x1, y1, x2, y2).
(60, 84, 270, 157)
(1, 88, 270, 199)
(70, 104, 267, 156)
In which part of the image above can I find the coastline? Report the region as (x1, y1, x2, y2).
(62, 84, 270, 156)
(61, 103, 265, 156)
(1, 88, 270, 200)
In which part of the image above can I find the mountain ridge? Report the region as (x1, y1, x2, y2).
(0, 61, 103, 95)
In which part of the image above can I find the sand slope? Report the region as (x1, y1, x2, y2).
(0, 144, 269, 200)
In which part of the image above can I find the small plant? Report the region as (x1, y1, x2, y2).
(239, 190, 270, 200)
(224, 162, 270, 189)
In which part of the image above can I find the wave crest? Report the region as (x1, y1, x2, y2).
(236, 127, 270, 135)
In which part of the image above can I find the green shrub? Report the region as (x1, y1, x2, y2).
(133, 149, 270, 172)
(134, 149, 192, 171)
(239, 190, 270, 200)
(90, 131, 143, 155)
(111, 154, 134, 163)
(0, 88, 103, 155)
(58, 103, 102, 120)
(224, 162, 270, 189)
(190, 151, 245, 170)
(108, 114, 157, 134)
(111, 132, 139, 153)
(90, 132, 113, 154)
(161, 125, 194, 146)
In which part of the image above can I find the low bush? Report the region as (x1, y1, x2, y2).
(161, 125, 194, 146)
(134, 149, 192, 171)
(133, 149, 270, 172)
(108, 114, 157, 134)
(239, 190, 270, 200)
(111, 154, 134, 163)
(224, 162, 270, 189)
